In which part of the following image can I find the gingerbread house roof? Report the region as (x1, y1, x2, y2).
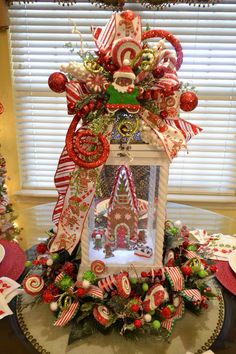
(108, 165, 139, 213)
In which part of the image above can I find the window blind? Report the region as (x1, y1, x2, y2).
(9, 0, 236, 196)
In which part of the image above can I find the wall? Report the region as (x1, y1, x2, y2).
(0, 30, 235, 220)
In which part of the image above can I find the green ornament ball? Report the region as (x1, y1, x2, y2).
(152, 320, 161, 330)
(59, 275, 74, 291)
(142, 283, 149, 292)
(25, 260, 32, 267)
(130, 277, 138, 285)
(187, 245, 197, 252)
(149, 310, 156, 316)
(51, 253, 59, 261)
(198, 270, 208, 278)
(167, 304, 175, 313)
(82, 270, 96, 283)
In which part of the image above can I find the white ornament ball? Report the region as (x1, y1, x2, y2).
(174, 220, 182, 228)
(50, 302, 58, 312)
(144, 314, 152, 323)
(123, 59, 130, 66)
(46, 258, 53, 266)
(82, 279, 91, 289)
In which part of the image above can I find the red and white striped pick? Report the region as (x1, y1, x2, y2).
(54, 301, 79, 327)
(98, 275, 117, 293)
(65, 81, 87, 115)
(85, 285, 104, 300)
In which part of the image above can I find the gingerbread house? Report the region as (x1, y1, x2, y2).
(107, 165, 139, 249)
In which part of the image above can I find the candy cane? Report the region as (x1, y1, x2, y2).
(112, 38, 142, 68)
(142, 29, 183, 71)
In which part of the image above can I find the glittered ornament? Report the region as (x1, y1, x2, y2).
(36, 243, 47, 254)
(181, 265, 192, 276)
(131, 304, 139, 313)
(152, 66, 165, 79)
(55, 273, 74, 291)
(134, 319, 142, 328)
(160, 306, 172, 319)
(180, 91, 198, 112)
(76, 288, 86, 297)
(82, 270, 96, 283)
(42, 290, 54, 303)
(48, 72, 68, 93)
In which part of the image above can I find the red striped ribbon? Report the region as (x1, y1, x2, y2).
(165, 267, 184, 291)
(54, 301, 79, 327)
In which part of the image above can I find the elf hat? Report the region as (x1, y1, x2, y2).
(113, 59, 135, 80)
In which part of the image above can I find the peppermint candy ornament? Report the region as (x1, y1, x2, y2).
(93, 304, 111, 326)
(22, 274, 44, 296)
(112, 38, 142, 68)
(142, 284, 165, 313)
(91, 260, 106, 275)
(86, 73, 108, 93)
(116, 272, 131, 298)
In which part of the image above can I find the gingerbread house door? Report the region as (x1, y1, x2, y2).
(115, 223, 130, 248)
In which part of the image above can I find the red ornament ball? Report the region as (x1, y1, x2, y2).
(160, 306, 172, 319)
(180, 91, 198, 112)
(76, 288, 86, 297)
(48, 72, 68, 93)
(160, 110, 168, 119)
(153, 66, 165, 79)
(134, 319, 142, 328)
(131, 304, 139, 313)
(181, 265, 192, 276)
(42, 290, 54, 303)
(62, 262, 75, 275)
(36, 243, 47, 254)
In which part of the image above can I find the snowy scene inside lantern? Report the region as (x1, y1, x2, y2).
(78, 144, 170, 277)
(88, 164, 159, 263)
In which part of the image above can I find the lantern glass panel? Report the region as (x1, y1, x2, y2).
(88, 164, 160, 265)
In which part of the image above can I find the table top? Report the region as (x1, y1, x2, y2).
(1, 202, 236, 354)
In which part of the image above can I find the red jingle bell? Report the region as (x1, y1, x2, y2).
(153, 66, 166, 79)
(180, 91, 198, 112)
(48, 72, 68, 93)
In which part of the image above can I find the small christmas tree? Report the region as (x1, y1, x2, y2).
(0, 152, 21, 241)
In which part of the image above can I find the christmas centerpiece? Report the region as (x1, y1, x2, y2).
(20, 10, 219, 345)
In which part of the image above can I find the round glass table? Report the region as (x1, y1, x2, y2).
(1, 202, 236, 354)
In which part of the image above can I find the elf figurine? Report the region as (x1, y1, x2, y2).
(106, 59, 142, 114)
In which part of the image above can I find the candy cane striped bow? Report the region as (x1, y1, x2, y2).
(162, 267, 202, 335)
(0, 277, 21, 319)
